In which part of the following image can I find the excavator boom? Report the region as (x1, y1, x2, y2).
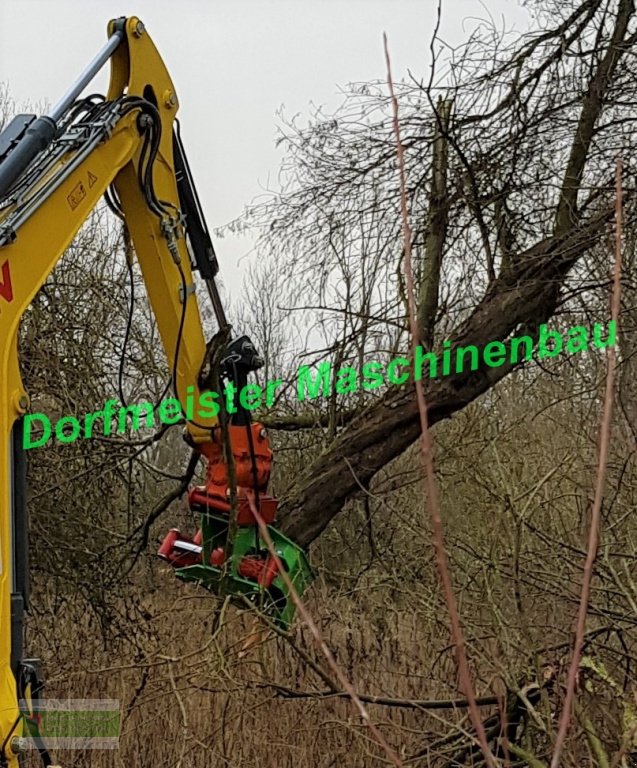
(0, 17, 311, 766)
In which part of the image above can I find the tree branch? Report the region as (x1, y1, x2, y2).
(278, 202, 619, 548)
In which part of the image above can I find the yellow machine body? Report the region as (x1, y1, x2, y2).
(0, 17, 219, 763)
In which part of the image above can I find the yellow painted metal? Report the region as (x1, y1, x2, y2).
(0, 17, 219, 762)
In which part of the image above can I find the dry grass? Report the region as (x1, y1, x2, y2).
(20, 362, 637, 767)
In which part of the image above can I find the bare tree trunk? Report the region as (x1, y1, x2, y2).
(278, 0, 635, 548)
(417, 98, 452, 348)
(278, 205, 617, 547)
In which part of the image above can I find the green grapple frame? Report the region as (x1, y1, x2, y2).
(163, 510, 313, 629)
(159, 331, 313, 628)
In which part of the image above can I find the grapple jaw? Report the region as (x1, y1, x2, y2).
(159, 342, 314, 628)
(158, 487, 313, 628)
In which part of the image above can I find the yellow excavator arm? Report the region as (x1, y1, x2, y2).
(0, 17, 312, 767)
(0, 17, 221, 765)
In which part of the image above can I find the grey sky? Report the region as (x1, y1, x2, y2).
(0, 0, 531, 296)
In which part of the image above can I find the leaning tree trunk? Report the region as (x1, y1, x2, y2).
(278, 0, 634, 547)
(277, 204, 618, 547)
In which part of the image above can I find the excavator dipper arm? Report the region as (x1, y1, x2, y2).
(0, 17, 311, 766)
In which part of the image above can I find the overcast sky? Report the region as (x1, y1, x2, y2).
(0, 0, 531, 296)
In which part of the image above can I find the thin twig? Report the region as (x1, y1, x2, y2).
(383, 32, 497, 768)
(168, 662, 190, 768)
(255, 682, 499, 710)
(550, 157, 624, 767)
(248, 496, 403, 767)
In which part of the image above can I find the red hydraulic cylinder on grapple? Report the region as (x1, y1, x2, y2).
(159, 415, 281, 591)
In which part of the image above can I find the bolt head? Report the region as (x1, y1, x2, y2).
(133, 20, 145, 37)
(163, 90, 177, 109)
(13, 391, 29, 413)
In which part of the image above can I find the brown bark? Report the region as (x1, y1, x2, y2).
(417, 98, 452, 348)
(277, 0, 635, 550)
(554, 0, 634, 234)
(278, 205, 617, 548)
